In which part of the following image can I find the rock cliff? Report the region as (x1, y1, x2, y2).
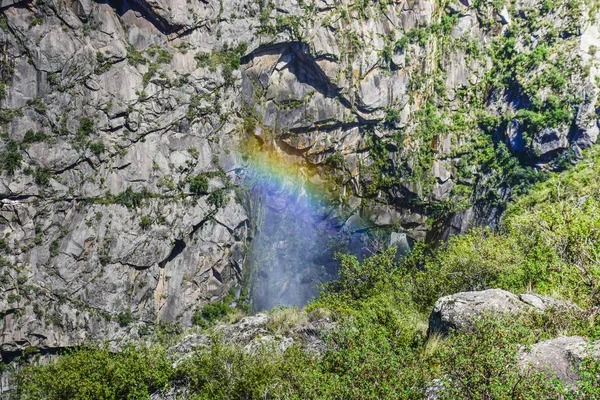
(1, 0, 599, 363)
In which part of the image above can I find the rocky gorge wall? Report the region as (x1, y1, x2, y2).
(0, 0, 599, 366)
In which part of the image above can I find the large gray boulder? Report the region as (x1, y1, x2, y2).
(520, 336, 600, 385)
(428, 289, 581, 334)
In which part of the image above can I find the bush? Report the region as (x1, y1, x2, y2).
(403, 146, 600, 310)
(189, 174, 209, 196)
(88, 141, 105, 156)
(1, 138, 22, 174)
(139, 216, 151, 230)
(22, 130, 47, 144)
(434, 317, 564, 399)
(117, 311, 135, 327)
(577, 356, 600, 397)
(207, 189, 226, 208)
(313, 314, 428, 399)
(192, 301, 230, 327)
(114, 187, 150, 208)
(17, 345, 173, 400)
(33, 167, 53, 186)
(77, 118, 95, 139)
(175, 341, 316, 399)
(326, 247, 398, 300)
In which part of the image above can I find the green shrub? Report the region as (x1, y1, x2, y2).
(326, 247, 398, 300)
(193, 43, 247, 86)
(577, 357, 600, 397)
(175, 341, 315, 399)
(49, 239, 60, 257)
(17, 345, 172, 400)
(1, 138, 22, 174)
(139, 216, 151, 230)
(89, 141, 105, 156)
(404, 146, 600, 310)
(114, 187, 150, 208)
(22, 130, 48, 144)
(312, 313, 428, 399)
(33, 167, 53, 186)
(192, 301, 230, 327)
(77, 118, 95, 139)
(435, 317, 564, 399)
(189, 173, 209, 196)
(207, 189, 226, 208)
(126, 46, 147, 66)
(117, 311, 135, 327)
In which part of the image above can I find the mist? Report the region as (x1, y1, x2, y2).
(246, 159, 340, 313)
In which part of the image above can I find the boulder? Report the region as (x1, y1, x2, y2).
(520, 336, 600, 385)
(428, 289, 581, 334)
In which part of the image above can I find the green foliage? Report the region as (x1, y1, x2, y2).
(384, 107, 401, 126)
(192, 301, 230, 327)
(22, 130, 48, 145)
(403, 147, 600, 310)
(126, 45, 147, 66)
(0, 137, 22, 174)
(33, 167, 53, 186)
(142, 63, 158, 86)
(192, 288, 243, 327)
(484, 5, 579, 147)
(77, 118, 95, 139)
(327, 247, 398, 300)
(435, 318, 563, 399)
(207, 189, 226, 208)
(114, 187, 151, 208)
(0, 108, 22, 125)
(27, 97, 47, 114)
(189, 173, 209, 196)
(305, 315, 427, 399)
(94, 52, 112, 74)
(515, 95, 572, 139)
(17, 345, 172, 400)
(194, 43, 248, 86)
(117, 311, 136, 327)
(139, 216, 151, 230)
(146, 45, 173, 64)
(577, 357, 600, 397)
(49, 239, 60, 257)
(175, 341, 314, 399)
(242, 115, 256, 134)
(88, 141, 105, 156)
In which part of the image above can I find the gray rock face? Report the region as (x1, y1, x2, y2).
(520, 336, 587, 385)
(168, 310, 332, 363)
(0, 0, 599, 371)
(520, 336, 600, 385)
(428, 289, 581, 334)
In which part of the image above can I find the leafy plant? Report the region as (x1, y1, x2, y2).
(17, 345, 172, 400)
(189, 174, 209, 196)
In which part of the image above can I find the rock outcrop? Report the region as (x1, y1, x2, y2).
(1, 0, 599, 367)
(428, 289, 581, 334)
(519, 336, 600, 386)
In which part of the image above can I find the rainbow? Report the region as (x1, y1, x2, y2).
(241, 144, 333, 212)
(241, 144, 341, 312)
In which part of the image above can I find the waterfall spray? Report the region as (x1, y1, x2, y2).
(243, 147, 341, 313)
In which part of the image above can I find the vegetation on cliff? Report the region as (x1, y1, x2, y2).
(15, 146, 600, 398)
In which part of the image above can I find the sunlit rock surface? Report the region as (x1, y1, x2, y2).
(0, 0, 599, 366)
